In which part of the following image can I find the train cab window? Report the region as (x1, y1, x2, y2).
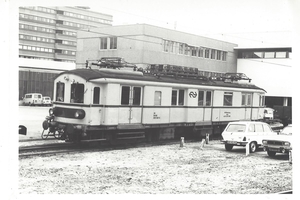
(223, 92, 233, 106)
(93, 87, 100, 104)
(154, 91, 162, 106)
(198, 90, 212, 106)
(171, 89, 184, 106)
(121, 86, 142, 105)
(56, 82, 65, 102)
(70, 83, 84, 103)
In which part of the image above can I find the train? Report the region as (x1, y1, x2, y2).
(42, 58, 266, 143)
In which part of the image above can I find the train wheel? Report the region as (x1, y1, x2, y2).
(225, 144, 233, 151)
(249, 142, 257, 153)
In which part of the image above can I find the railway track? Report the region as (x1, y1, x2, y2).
(19, 138, 201, 158)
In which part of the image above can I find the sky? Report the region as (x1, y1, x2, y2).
(7, 0, 298, 48)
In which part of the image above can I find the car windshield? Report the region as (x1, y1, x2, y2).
(280, 126, 292, 135)
(226, 124, 246, 132)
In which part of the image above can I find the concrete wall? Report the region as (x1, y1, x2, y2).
(237, 58, 292, 97)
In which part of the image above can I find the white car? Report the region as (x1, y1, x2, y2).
(262, 124, 292, 157)
(42, 96, 52, 106)
(22, 93, 43, 106)
(221, 121, 277, 153)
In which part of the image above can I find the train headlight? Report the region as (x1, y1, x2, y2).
(49, 108, 54, 115)
(74, 109, 85, 119)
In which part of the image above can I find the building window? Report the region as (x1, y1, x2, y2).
(154, 91, 162, 106)
(110, 37, 117, 49)
(216, 50, 221, 60)
(259, 94, 265, 107)
(164, 40, 169, 52)
(179, 43, 184, 54)
(191, 47, 197, 56)
(223, 92, 233, 106)
(198, 47, 204, 57)
(205, 49, 210, 58)
(171, 89, 184, 106)
(93, 87, 100, 104)
(222, 51, 227, 61)
(100, 38, 108, 49)
(264, 52, 275, 58)
(184, 45, 190, 55)
(211, 49, 216, 59)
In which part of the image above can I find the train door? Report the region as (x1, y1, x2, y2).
(242, 93, 252, 120)
(119, 86, 142, 124)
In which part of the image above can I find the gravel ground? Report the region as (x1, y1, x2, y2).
(19, 140, 292, 194)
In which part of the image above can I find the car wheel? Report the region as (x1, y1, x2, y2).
(249, 142, 257, 153)
(225, 144, 233, 151)
(267, 150, 276, 157)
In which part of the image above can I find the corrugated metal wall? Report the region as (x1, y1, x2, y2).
(19, 71, 58, 100)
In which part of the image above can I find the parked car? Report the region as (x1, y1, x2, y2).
(262, 124, 292, 157)
(42, 96, 52, 106)
(22, 93, 43, 106)
(221, 121, 277, 153)
(19, 125, 27, 135)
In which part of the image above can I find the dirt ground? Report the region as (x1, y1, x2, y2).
(18, 140, 292, 194)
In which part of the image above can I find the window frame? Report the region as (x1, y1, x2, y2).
(223, 92, 233, 106)
(171, 89, 185, 106)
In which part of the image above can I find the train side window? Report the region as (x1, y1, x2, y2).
(178, 90, 184, 105)
(223, 92, 233, 106)
(56, 82, 64, 102)
(132, 87, 141, 105)
(198, 91, 204, 106)
(70, 83, 84, 103)
(259, 94, 265, 106)
(154, 91, 162, 106)
(93, 87, 100, 104)
(171, 89, 184, 106)
(242, 93, 252, 106)
(198, 90, 213, 106)
(171, 90, 177, 105)
(206, 91, 212, 106)
(121, 86, 130, 105)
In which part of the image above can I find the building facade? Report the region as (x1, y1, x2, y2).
(18, 6, 113, 99)
(235, 47, 292, 122)
(76, 24, 238, 77)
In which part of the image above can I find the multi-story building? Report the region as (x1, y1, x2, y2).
(18, 6, 113, 99)
(76, 24, 238, 77)
(235, 47, 292, 122)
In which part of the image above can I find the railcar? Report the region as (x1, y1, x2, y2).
(42, 64, 266, 143)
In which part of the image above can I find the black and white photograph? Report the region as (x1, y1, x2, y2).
(1, 0, 299, 198)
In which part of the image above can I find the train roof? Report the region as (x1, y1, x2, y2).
(58, 68, 266, 92)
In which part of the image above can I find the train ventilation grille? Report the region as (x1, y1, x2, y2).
(116, 131, 145, 140)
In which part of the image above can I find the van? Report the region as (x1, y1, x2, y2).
(22, 93, 43, 106)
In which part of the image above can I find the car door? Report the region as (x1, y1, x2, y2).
(254, 123, 265, 145)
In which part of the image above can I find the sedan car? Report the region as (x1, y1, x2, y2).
(221, 121, 277, 153)
(262, 124, 292, 157)
(42, 96, 52, 106)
